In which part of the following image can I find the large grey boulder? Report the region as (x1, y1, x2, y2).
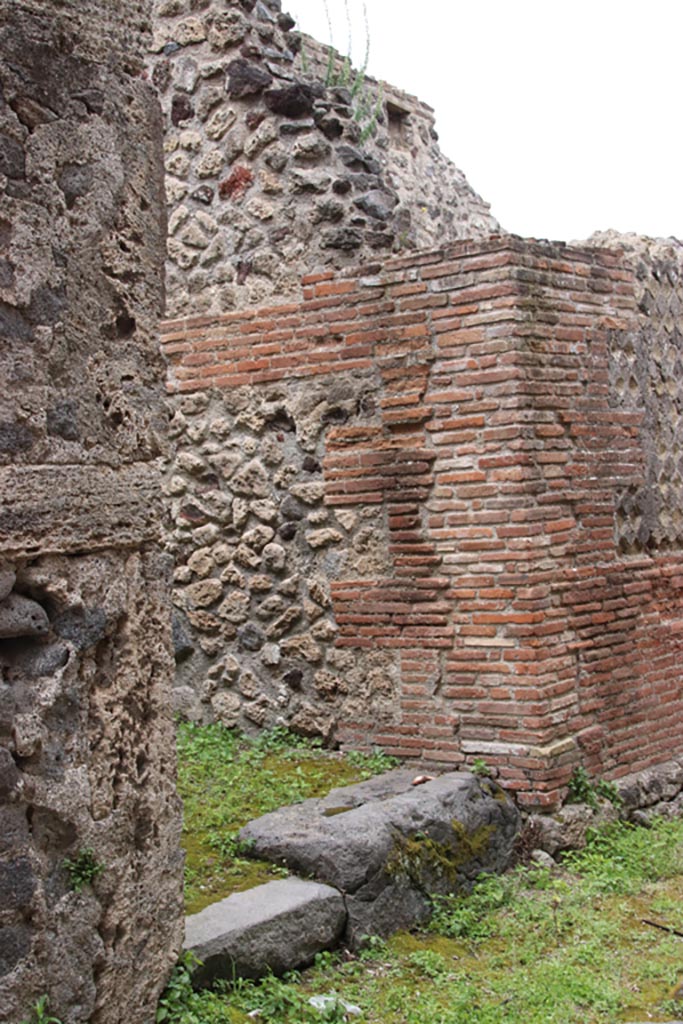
(185, 878, 346, 986)
(240, 769, 520, 947)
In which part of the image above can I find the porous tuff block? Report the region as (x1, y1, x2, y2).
(0, 2, 182, 1022)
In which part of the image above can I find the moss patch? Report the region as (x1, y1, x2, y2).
(386, 822, 495, 892)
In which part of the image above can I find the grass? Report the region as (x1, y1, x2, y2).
(177, 723, 398, 914)
(169, 788, 683, 1023)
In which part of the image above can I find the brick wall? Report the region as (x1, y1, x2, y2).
(162, 236, 683, 808)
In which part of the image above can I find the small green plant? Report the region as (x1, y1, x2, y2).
(566, 766, 622, 810)
(156, 952, 202, 1024)
(358, 81, 384, 143)
(594, 776, 622, 806)
(21, 996, 63, 1024)
(310, 994, 350, 1022)
(320, 0, 369, 88)
(313, 949, 339, 971)
(63, 847, 105, 892)
(566, 765, 594, 804)
(250, 972, 309, 1019)
(407, 949, 451, 979)
(357, 933, 388, 961)
(470, 758, 492, 778)
(253, 724, 323, 755)
(429, 872, 514, 940)
(306, 0, 383, 143)
(345, 747, 398, 778)
(204, 831, 255, 861)
(563, 818, 683, 893)
(660, 998, 683, 1017)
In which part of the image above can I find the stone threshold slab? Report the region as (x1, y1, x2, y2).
(185, 877, 346, 987)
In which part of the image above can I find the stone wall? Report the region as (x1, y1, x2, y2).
(162, 235, 683, 808)
(591, 233, 683, 550)
(148, 0, 498, 319)
(0, 2, 183, 1022)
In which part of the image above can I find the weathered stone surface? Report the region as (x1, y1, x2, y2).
(0, 3, 183, 1021)
(185, 877, 346, 985)
(211, 691, 242, 727)
(226, 58, 273, 98)
(172, 611, 195, 662)
(148, 2, 498, 324)
(265, 82, 316, 118)
(616, 759, 683, 810)
(166, 375, 401, 737)
(240, 770, 520, 946)
(185, 578, 223, 607)
(590, 233, 683, 550)
(306, 527, 343, 549)
(528, 803, 621, 857)
(173, 684, 204, 722)
(354, 189, 399, 221)
(0, 592, 49, 638)
(0, 571, 16, 602)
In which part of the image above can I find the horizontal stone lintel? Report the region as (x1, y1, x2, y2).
(0, 463, 165, 557)
(462, 736, 578, 760)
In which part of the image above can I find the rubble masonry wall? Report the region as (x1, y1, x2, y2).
(148, 0, 498, 320)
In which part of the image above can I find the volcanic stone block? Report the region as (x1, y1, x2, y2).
(240, 770, 520, 947)
(0, 593, 49, 638)
(185, 878, 346, 986)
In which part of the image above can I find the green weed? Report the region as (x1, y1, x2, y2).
(428, 872, 515, 940)
(247, 972, 309, 1018)
(345, 747, 399, 778)
(470, 758, 492, 778)
(406, 949, 451, 979)
(563, 818, 683, 893)
(21, 996, 63, 1024)
(307, 0, 382, 142)
(63, 847, 104, 892)
(566, 765, 622, 810)
(156, 952, 202, 1024)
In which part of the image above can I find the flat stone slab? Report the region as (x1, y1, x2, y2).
(184, 877, 346, 986)
(239, 769, 520, 947)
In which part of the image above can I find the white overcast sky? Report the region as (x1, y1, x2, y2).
(288, 0, 683, 243)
